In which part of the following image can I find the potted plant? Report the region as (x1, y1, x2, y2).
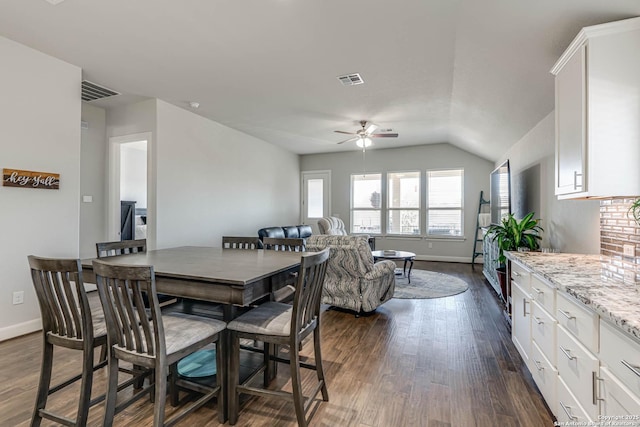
(485, 212, 543, 299)
(629, 198, 640, 226)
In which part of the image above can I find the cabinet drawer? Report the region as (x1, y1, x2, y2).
(531, 301, 557, 366)
(510, 261, 531, 293)
(600, 367, 640, 417)
(530, 340, 558, 416)
(600, 321, 640, 397)
(556, 291, 599, 353)
(512, 281, 531, 362)
(557, 325, 599, 420)
(530, 274, 555, 315)
(557, 376, 593, 423)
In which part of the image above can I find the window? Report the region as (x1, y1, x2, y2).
(427, 169, 463, 236)
(387, 171, 420, 235)
(306, 178, 324, 218)
(351, 173, 382, 234)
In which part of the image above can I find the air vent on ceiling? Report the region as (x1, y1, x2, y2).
(81, 80, 120, 102)
(337, 73, 364, 86)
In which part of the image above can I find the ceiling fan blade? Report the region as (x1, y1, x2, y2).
(334, 130, 357, 135)
(364, 123, 378, 135)
(337, 136, 359, 145)
(370, 133, 399, 138)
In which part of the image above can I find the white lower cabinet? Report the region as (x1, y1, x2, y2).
(512, 281, 531, 363)
(557, 376, 593, 423)
(600, 321, 640, 397)
(530, 340, 558, 415)
(600, 367, 640, 417)
(557, 324, 600, 419)
(531, 301, 557, 367)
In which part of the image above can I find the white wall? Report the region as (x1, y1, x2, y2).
(154, 100, 300, 248)
(495, 112, 600, 254)
(120, 143, 147, 208)
(80, 103, 107, 258)
(300, 143, 494, 261)
(0, 36, 81, 340)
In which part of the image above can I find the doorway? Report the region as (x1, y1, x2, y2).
(108, 133, 151, 242)
(301, 170, 331, 234)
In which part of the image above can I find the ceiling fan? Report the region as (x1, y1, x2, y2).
(335, 120, 399, 147)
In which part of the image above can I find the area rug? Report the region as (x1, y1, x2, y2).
(393, 269, 469, 299)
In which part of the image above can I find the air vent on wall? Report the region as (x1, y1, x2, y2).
(81, 80, 119, 102)
(337, 73, 364, 86)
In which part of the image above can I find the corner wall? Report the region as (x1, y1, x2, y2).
(495, 112, 600, 254)
(0, 36, 81, 340)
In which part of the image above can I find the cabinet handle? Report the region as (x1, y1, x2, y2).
(523, 299, 529, 317)
(560, 346, 576, 360)
(559, 401, 578, 421)
(532, 287, 543, 295)
(573, 171, 583, 190)
(621, 359, 640, 378)
(513, 271, 521, 277)
(534, 316, 544, 325)
(534, 360, 544, 371)
(558, 309, 575, 320)
(592, 371, 598, 405)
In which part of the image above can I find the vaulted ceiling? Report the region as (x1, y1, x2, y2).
(1, 0, 639, 160)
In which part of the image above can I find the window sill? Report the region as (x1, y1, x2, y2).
(380, 235, 466, 242)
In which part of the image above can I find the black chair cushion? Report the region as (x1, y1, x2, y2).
(283, 226, 299, 238)
(258, 227, 286, 240)
(297, 225, 312, 239)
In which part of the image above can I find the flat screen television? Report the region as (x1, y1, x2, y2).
(490, 160, 511, 225)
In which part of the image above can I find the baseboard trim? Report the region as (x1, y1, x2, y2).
(414, 255, 477, 263)
(0, 318, 41, 342)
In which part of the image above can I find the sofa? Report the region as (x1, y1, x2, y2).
(306, 235, 396, 313)
(258, 225, 313, 243)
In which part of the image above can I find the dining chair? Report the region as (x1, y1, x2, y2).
(222, 236, 263, 249)
(27, 256, 142, 427)
(97, 239, 177, 308)
(96, 238, 147, 257)
(262, 237, 305, 252)
(93, 259, 226, 426)
(227, 248, 330, 426)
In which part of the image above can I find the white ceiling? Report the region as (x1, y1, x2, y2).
(1, 0, 639, 161)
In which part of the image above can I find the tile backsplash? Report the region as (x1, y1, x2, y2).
(600, 198, 640, 284)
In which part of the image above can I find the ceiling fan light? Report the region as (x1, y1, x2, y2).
(356, 137, 372, 148)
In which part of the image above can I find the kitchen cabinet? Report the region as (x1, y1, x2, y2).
(551, 17, 640, 199)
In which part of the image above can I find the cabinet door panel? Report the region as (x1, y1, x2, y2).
(556, 44, 586, 195)
(512, 281, 531, 362)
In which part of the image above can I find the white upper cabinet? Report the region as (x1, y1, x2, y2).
(551, 17, 640, 199)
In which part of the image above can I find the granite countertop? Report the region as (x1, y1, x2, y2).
(505, 251, 640, 341)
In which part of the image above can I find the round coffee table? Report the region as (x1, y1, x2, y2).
(372, 250, 416, 283)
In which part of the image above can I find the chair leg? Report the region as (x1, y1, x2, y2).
(153, 360, 168, 427)
(228, 332, 240, 425)
(102, 352, 120, 427)
(216, 339, 226, 424)
(313, 329, 329, 401)
(290, 341, 307, 427)
(30, 340, 54, 427)
(169, 363, 179, 407)
(75, 346, 95, 426)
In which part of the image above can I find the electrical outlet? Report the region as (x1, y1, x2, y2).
(12, 291, 24, 305)
(623, 244, 636, 257)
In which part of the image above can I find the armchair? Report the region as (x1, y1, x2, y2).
(317, 216, 347, 235)
(306, 235, 396, 313)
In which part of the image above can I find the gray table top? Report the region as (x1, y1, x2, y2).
(371, 250, 416, 260)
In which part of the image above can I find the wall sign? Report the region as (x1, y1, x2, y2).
(3, 168, 60, 190)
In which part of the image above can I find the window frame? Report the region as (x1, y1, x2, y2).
(386, 170, 421, 236)
(426, 168, 464, 238)
(350, 172, 383, 235)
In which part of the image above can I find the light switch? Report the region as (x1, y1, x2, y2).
(82, 195, 93, 203)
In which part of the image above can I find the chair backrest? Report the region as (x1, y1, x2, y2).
(291, 248, 330, 337)
(92, 260, 163, 358)
(28, 256, 93, 345)
(317, 217, 348, 235)
(305, 235, 373, 276)
(96, 239, 147, 258)
(222, 236, 263, 250)
(263, 237, 305, 252)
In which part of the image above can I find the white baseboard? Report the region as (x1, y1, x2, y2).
(414, 255, 477, 263)
(0, 318, 42, 342)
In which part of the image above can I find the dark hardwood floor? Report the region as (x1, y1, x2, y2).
(0, 261, 555, 426)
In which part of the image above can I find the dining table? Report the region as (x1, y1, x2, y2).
(81, 245, 304, 421)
